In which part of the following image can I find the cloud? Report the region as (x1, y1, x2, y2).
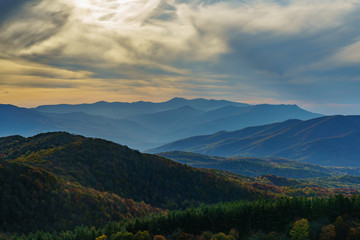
(325, 40, 360, 66)
(2, 0, 358, 70)
(1, 0, 360, 114)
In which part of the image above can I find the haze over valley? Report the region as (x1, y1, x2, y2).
(1, 98, 321, 150)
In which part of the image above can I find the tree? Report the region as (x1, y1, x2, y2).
(347, 224, 360, 240)
(334, 216, 348, 240)
(229, 228, 239, 240)
(199, 231, 213, 240)
(96, 234, 108, 240)
(319, 224, 336, 240)
(210, 233, 234, 240)
(177, 233, 195, 240)
(289, 218, 310, 240)
(112, 232, 135, 240)
(153, 235, 166, 240)
(264, 232, 287, 240)
(135, 231, 151, 240)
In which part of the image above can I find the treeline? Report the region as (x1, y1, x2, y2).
(9, 195, 360, 240)
(123, 194, 360, 236)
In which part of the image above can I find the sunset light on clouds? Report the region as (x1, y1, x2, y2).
(1, 0, 360, 114)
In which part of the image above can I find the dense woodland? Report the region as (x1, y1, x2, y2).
(1, 132, 360, 239)
(0, 132, 264, 233)
(0, 132, 263, 210)
(7, 195, 360, 240)
(0, 161, 161, 233)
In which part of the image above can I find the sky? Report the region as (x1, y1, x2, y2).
(0, 0, 360, 115)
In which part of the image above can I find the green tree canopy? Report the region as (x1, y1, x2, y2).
(290, 218, 310, 240)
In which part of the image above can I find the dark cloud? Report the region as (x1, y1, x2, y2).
(0, 0, 70, 54)
(0, 0, 37, 25)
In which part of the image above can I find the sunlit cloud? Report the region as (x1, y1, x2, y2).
(329, 40, 360, 65)
(0, 0, 360, 114)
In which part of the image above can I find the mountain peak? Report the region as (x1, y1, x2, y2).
(94, 101, 109, 104)
(167, 97, 187, 103)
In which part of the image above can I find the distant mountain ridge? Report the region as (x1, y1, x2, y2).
(34, 97, 250, 119)
(0, 104, 57, 136)
(150, 115, 360, 167)
(1, 98, 321, 149)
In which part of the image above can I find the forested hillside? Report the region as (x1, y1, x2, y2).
(2, 132, 360, 237)
(151, 115, 360, 167)
(12, 195, 360, 240)
(0, 132, 271, 233)
(157, 151, 345, 178)
(0, 132, 266, 209)
(0, 161, 160, 233)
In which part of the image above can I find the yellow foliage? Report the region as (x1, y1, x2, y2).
(96, 234, 107, 240)
(290, 218, 310, 240)
(319, 224, 336, 240)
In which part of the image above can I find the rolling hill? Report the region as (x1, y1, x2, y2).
(1, 132, 360, 234)
(0, 132, 277, 232)
(157, 151, 352, 179)
(150, 115, 360, 167)
(0, 132, 265, 208)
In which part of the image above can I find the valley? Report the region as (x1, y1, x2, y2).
(1, 99, 360, 239)
(0, 98, 320, 150)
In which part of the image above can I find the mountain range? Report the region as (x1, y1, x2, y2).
(151, 115, 360, 167)
(0, 98, 321, 150)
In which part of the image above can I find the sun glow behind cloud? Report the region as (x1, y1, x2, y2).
(0, 0, 360, 113)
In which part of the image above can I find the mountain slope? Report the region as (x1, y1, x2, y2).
(157, 151, 347, 178)
(173, 104, 321, 138)
(2, 132, 360, 234)
(0, 104, 58, 136)
(0, 132, 267, 210)
(124, 102, 320, 144)
(0, 161, 160, 233)
(127, 106, 205, 133)
(0, 105, 158, 149)
(150, 115, 360, 167)
(41, 111, 157, 148)
(1, 98, 321, 150)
